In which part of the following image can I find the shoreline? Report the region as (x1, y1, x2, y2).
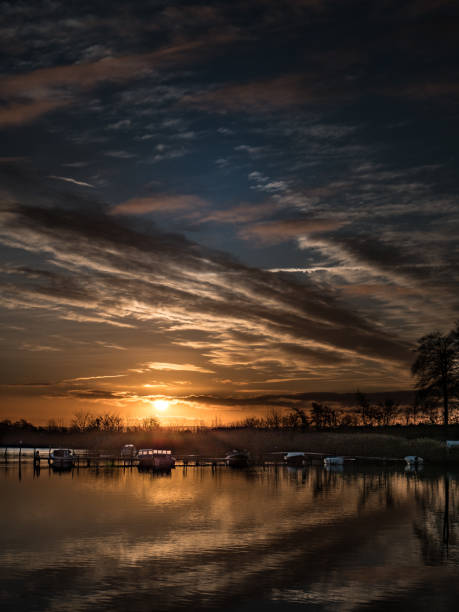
(2, 428, 459, 465)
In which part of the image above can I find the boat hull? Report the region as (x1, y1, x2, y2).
(138, 456, 175, 470)
(225, 453, 250, 468)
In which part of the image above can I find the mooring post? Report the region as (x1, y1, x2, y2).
(18, 440, 23, 464)
(4, 447, 7, 464)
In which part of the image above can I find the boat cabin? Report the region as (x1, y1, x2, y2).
(121, 444, 137, 457)
(50, 448, 75, 468)
(138, 449, 175, 470)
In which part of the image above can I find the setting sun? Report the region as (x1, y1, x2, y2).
(153, 399, 169, 412)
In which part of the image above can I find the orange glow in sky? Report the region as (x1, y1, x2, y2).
(153, 399, 170, 412)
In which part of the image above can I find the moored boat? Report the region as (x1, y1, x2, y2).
(121, 444, 137, 458)
(324, 456, 344, 466)
(138, 449, 175, 470)
(225, 449, 250, 468)
(50, 448, 75, 469)
(284, 452, 305, 466)
(404, 455, 423, 466)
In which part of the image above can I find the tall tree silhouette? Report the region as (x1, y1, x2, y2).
(411, 323, 459, 426)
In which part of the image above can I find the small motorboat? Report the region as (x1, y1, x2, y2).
(324, 456, 344, 466)
(404, 455, 424, 466)
(138, 449, 175, 470)
(120, 444, 137, 458)
(225, 449, 250, 468)
(284, 452, 306, 466)
(50, 448, 75, 469)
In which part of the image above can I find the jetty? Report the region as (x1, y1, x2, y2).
(1, 446, 409, 469)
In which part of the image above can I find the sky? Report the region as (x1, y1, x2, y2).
(0, 0, 458, 425)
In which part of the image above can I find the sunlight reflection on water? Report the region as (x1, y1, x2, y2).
(1, 464, 458, 611)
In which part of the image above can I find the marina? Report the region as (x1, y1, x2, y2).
(1, 445, 411, 471)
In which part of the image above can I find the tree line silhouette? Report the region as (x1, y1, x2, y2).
(1, 323, 458, 435)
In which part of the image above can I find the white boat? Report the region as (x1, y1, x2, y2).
(404, 455, 423, 466)
(138, 449, 175, 470)
(50, 448, 75, 468)
(324, 456, 344, 465)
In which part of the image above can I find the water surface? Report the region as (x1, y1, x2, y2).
(1, 463, 458, 611)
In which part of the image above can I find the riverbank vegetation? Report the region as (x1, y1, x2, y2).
(2, 418, 459, 465)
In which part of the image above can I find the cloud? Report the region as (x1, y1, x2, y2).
(234, 144, 265, 156)
(106, 119, 132, 130)
(185, 75, 311, 112)
(103, 150, 136, 159)
(0, 166, 420, 394)
(66, 374, 126, 382)
(0, 99, 71, 127)
(240, 218, 347, 243)
(49, 176, 95, 188)
(111, 194, 207, 215)
(0, 35, 236, 126)
(146, 362, 215, 374)
(21, 343, 61, 352)
(196, 202, 278, 224)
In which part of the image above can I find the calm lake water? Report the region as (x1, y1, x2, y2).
(1, 462, 458, 611)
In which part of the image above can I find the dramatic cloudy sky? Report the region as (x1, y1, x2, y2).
(1, 0, 458, 424)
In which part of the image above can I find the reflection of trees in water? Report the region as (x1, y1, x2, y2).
(412, 474, 458, 564)
(356, 471, 396, 513)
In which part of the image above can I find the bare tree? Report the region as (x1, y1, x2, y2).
(355, 391, 371, 426)
(266, 408, 282, 429)
(289, 405, 309, 430)
(310, 402, 337, 429)
(411, 324, 459, 427)
(379, 399, 399, 426)
(71, 411, 93, 432)
(141, 416, 161, 431)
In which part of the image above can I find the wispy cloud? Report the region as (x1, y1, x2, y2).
(146, 362, 215, 374)
(0, 168, 415, 385)
(240, 218, 347, 243)
(49, 175, 95, 188)
(111, 194, 207, 215)
(103, 150, 136, 159)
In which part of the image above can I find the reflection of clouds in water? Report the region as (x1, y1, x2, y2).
(1, 467, 458, 611)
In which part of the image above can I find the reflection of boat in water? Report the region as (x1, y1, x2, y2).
(50, 448, 75, 469)
(138, 449, 175, 470)
(225, 449, 250, 468)
(121, 444, 137, 458)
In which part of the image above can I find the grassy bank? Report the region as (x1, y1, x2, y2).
(2, 429, 459, 464)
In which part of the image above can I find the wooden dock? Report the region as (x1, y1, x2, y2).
(1, 447, 406, 468)
(0, 448, 230, 468)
